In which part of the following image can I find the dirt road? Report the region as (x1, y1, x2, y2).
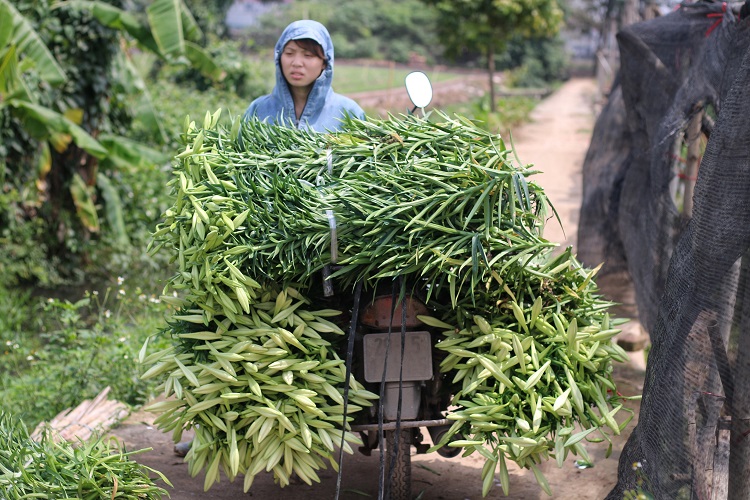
(110, 77, 645, 500)
(511, 79, 598, 251)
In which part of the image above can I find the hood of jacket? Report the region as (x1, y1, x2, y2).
(271, 20, 335, 124)
(243, 20, 365, 132)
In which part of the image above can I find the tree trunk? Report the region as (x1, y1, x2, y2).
(621, 0, 640, 26)
(487, 45, 496, 113)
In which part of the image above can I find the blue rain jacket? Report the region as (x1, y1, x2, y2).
(243, 20, 365, 132)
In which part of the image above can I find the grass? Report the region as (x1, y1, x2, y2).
(248, 56, 468, 94)
(437, 95, 541, 136)
(329, 61, 539, 133)
(332, 63, 467, 94)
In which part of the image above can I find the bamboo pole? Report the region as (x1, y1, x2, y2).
(31, 387, 130, 444)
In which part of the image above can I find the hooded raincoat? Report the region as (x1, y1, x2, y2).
(243, 20, 365, 132)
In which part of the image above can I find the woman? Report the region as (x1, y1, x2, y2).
(243, 19, 365, 131)
(175, 20, 363, 459)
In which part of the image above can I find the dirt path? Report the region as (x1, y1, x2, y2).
(110, 78, 645, 500)
(511, 78, 597, 251)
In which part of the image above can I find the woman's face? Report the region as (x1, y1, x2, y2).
(280, 40, 326, 90)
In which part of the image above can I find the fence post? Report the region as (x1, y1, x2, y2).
(729, 257, 750, 499)
(712, 417, 731, 500)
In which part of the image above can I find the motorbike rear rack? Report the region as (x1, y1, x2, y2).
(350, 418, 450, 432)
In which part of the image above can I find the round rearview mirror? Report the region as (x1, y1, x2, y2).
(405, 71, 433, 109)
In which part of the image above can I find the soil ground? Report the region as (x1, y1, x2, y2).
(110, 77, 647, 500)
(347, 70, 489, 117)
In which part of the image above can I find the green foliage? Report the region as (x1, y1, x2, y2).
(0, 281, 172, 429)
(0, 186, 61, 287)
(155, 38, 272, 99)
(247, 0, 442, 64)
(182, 0, 235, 39)
(129, 74, 257, 153)
(419, 0, 564, 110)
(420, 0, 564, 59)
(623, 461, 655, 500)
(498, 35, 570, 88)
(0, 0, 228, 287)
(37, 0, 131, 136)
(438, 95, 540, 135)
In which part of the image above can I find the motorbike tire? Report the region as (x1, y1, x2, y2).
(384, 429, 411, 500)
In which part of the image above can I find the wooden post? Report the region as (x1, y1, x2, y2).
(729, 256, 750, 499)
(712, 417, 731, 500)
(693, 393, 725, 500)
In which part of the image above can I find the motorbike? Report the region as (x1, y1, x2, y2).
(319, 72, 463, 500)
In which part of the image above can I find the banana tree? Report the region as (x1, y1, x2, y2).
(61, 0, 223, 80)
(1, 0, 219, 256)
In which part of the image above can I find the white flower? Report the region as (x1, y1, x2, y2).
(117, 276, 125, 285)
(105, 310, 112, 318)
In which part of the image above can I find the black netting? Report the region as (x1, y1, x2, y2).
(578, 1, 750, 497)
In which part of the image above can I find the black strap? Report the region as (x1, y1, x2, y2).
(376, 278, 407, 500)
(334, 280, 363, 500)
(386, 282, 407, 495)
(377, 278, 400, 499)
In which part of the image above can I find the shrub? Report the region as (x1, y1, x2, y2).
(0, 281, 171, 429)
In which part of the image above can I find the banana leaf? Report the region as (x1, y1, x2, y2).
(0, 0, 67, 85)
(146, 0, 184, 60)
(70, 173, 100, 232)
(8, 99, 107, 158)
(97, 174, 130, 246)
(98, 133, 169, 170)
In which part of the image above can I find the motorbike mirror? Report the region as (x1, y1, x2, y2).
(405, 71, 433, 111)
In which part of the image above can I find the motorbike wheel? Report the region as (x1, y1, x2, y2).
(384, 429, 411, 500)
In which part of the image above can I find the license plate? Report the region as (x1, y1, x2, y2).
(362, 331, 433, 383)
